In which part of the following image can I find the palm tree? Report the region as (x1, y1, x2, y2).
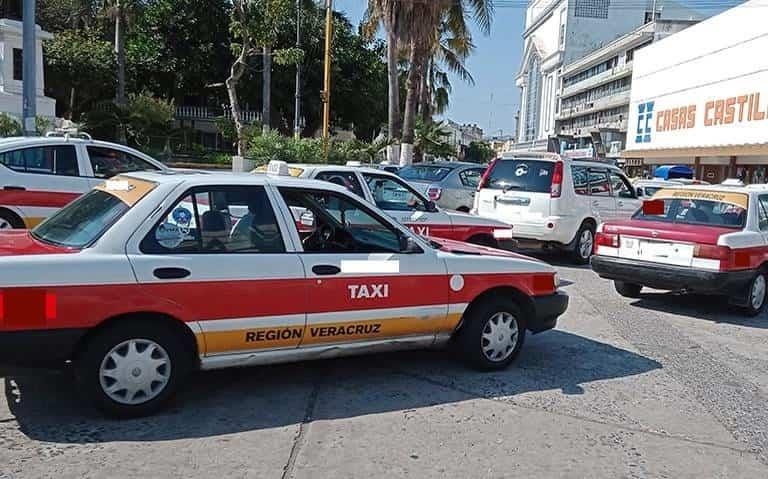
(398, 0, 493, 165)
(363, 0, 404, 163)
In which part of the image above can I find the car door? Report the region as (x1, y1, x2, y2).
(609, 170, 641, 219)
(587, 168, 616, 223)
(127, 184, 308, 358)
(0, 144, 91, 227)
(454, 167, 485, 211)
(273, 186, 451, 350)
(360, 172, 453, 238)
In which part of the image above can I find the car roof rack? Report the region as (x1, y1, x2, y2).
(45, 128, 93, 141)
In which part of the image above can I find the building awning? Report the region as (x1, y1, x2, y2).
(653, 165, 694, 180)
(622, 143, 768, 158)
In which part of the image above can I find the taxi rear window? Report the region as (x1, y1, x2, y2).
(32, 176, 157, 248)
(634, 189, 748, 229)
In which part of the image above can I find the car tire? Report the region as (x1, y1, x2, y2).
(76, 321, 192, 418)
(0, 210, 24, 229)
(614, 281, 642, 298)
(740, 271, 767, 317)
(571, 222, 595, 264)
(456, 298, 526, 371)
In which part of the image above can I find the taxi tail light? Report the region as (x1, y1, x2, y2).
(427, 185, 442, 201)
(550, 161, 564, 198)
(694, 244, 749, 271)
(595, 232, 619, 250)
(477, 158, 498, 191)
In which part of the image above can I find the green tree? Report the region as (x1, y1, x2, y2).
(415, 119, 453, 160)
(464, 141, 494, 164)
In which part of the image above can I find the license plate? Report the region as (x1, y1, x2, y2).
(619, 237, 693, 266)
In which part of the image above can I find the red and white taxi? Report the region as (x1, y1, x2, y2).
(591, 184, 768, 315)
(260, 161, 516, 248)
(0, 171, 567, 416)
(0, 132, 169, 230)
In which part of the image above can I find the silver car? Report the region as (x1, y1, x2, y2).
(398, 162, 488, 212)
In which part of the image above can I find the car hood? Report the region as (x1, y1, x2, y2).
(0, 230, 78, 256)
(432, 237, 553, 275)
(431, 236, 539, 260)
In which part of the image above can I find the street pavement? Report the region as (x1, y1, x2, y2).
(2, 254, 768, 478)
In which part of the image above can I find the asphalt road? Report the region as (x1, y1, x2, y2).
(2, 254, 768, 478)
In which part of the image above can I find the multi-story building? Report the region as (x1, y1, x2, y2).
(555, 19, 698, 163)
(511, 0, 701, 153)
(487, 134, 516, 157)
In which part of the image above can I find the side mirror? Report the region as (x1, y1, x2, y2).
(636, 187, 643, 197)
(399, 234, 423, 254)
(425, 200, 438, 212)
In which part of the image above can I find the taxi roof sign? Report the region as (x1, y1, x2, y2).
(267, 160, 290, 176)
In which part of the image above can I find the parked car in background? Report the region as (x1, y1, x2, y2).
(633, 179, 681, 198)
(259, 162, 515, 248)
(473, 152, 640, 263)
(0, 131, 169, 229)
(398, 161, 488, 213)
(591, 184, 768, 316)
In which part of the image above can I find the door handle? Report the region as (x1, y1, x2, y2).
(617, 201, 624, 207)
(3, 186, 26, 191)
(592, 200, 600, 207)
(312, 264, 341, 276)
(153, 267, 191, 279)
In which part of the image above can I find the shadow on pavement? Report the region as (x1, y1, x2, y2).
(4, 330, 660, 444)
(630, 292, 768, 328)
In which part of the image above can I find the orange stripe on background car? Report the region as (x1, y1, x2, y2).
(22, 217, 46, 229)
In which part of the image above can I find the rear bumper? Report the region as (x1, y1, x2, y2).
(0, 328, 86, 368)
(591, 255, 754, 298)
(528, 290, 569, 333)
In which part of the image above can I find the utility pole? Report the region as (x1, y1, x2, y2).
(321, 0, 333, 162)
(293, 0, 302, 139)
(22, 0, 37, 136)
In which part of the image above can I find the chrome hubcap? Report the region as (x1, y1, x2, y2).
(751, 275, 766, 310)
(579, 230, 593, 259)
(99, 339, 171, 405)
(481, 312, 519, 362)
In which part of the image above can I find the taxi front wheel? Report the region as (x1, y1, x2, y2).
(76, 322, 192, 418)
(456, 298, 526, 371)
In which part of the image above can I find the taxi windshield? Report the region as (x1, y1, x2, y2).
(32, 177, 156, 248)
(633, 189, 748, 229)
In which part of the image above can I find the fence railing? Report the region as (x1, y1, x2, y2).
(174, 106, 261, 124)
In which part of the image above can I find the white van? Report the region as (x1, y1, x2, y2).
(472, 152, 640, 263)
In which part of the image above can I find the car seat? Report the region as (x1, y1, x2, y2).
(201, 210, 230, 250)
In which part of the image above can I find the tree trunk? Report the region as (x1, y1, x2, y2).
(419, 58, 431, 125)
(69, 86, 76, 118)
(262, 46, 272, 133)
(226, 42, 249, 157)
(114, 1, 126, 106)
(386, 28, 401, 164)
(400, 42, 422, 166)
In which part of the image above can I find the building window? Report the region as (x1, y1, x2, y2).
(12, 48, 23, 81)
(524, 54, 543, 142)
(575, 0, 610, 19)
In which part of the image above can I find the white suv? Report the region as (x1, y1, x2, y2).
(473, 152, 640, 263)
(0, 132, 168, 229)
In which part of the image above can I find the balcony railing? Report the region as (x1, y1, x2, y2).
(175, 106, 261, 124)
(561, 63, 633, 99)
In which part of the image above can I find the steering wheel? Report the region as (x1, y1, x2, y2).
(303, 224, 354, 251)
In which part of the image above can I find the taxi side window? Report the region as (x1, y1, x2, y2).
(759, 196, 768, 231)
(87, 146, 159, 179)
(314, 171, 365, 198)
(141, 186, 286, 254)
(0, 146, 79, 176)
(279, 187, 406, 254)
(362, 173, 428, 212)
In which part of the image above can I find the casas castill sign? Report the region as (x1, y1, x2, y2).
(633, 91, 768, 146)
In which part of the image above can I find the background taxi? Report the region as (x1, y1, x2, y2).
(592, 183, 768, 316)
(0, 171, 567, 417)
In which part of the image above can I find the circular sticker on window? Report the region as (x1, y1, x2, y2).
(173, 207, 192, 225)
(515, 164, 529, 177)
(155, 222, 184, 249)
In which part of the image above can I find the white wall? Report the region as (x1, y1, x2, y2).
(626, 0, 768, 151)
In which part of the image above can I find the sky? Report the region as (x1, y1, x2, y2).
(334, 0, 526, 139)
(333, 1, 739, 139)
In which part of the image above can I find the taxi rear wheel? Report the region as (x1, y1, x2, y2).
(76, 322, 191, 418)
(741, 271, 767, 317)
(457, 298, 526, 371)
(614, 281, 642, 298)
